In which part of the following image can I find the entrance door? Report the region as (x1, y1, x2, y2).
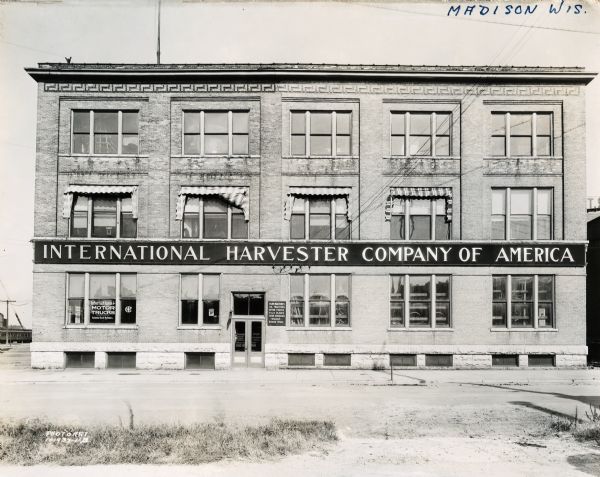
(231, 293, 265, 368)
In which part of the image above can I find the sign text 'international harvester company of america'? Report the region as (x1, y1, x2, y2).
(34, 241, 586, 267)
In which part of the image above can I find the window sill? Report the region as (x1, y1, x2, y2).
(176, 154, 259, 159)
(283, 155, 358, 160)
(387, 328, 454, 332)
(286, 327, 352, 331)
(177, 325, 222, 330)
(67, 154, 148, 158)
(484, 156, 563, 160)
(385, 155, 459, 160)
(63, 325, 138, 330)
(490, 328, 558, 332)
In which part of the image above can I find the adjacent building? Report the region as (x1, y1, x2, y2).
(26, 63, 594, 369)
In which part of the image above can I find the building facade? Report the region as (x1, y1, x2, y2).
(27, 63, 594, 370)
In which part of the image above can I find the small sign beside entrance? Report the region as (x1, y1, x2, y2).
(267, 301, 286, 326)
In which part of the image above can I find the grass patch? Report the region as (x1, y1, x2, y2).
(549, 405, 600, 446)
(0, 418, 337, 465)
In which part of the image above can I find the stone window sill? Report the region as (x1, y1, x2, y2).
(387, 328, 454, 332)
(63, 325, 138, 330)
(490, 328, 558, 332)
(177, 325, 222, 330)
(286, 327, 352, 331)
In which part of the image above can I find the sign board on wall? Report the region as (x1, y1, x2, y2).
(267, 301, 286, 326)
(33, 240, 586, 267)
(89, 299, 116, 323)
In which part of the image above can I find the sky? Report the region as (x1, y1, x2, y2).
(0, 0, 599, 328)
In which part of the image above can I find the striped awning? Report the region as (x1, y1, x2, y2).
(284, 187, 352, 221)
(385, 187, 453, 221)
(62, 185, 138, 219)
(176, 186, 249, 221)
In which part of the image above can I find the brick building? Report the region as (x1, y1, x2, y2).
(26, 63, 594, 369)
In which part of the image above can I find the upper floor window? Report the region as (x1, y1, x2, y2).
(182, 197, 247, 240)
(72, 110, 139, 155)
(183, 111, 249, 155)
(70, 195, 137, 239)
(290, 111, 351, 157)
(491, 112, 552, 157)
(289, 197, 350, 240)
(391, 112, 451, 157)
(491, 188, 552, 240)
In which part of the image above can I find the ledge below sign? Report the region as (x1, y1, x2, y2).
(33, 240, 586, 267)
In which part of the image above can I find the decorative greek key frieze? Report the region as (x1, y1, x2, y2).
(45, 82, 580, 96)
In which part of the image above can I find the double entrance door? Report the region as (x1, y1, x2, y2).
(231, 292, 265, 368)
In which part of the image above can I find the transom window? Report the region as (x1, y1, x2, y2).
(390, 198, 450, 240)
(180, 274, 220, 326)
(182, 197, 248, 240)
(390, 275, 451, 328)
(183, 111, 249, 155)
(290, 111, 351, 156)
(72, 110, 139, 155)
(70, 195, 136, 238)
(491, 188, 552, 240)
(290, 274, 350, 328)
(491, 112, 552, 157)
(492, 275, 554, 328)
(290, 197, 350, 240)
(391, 112, 451, 156)
(67, 273, 136, 326)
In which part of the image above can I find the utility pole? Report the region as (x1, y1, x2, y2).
(2, 300, 16, 346)
(156, 0, 161, 65)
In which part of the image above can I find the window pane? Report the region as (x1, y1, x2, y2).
(204, 112, 228, 134)
(492, 190, 506, 214)
(90, 274, 116, 299)
(204, 198, 227, 213)
(291, 112, 306, 134)
(536, 136, 551, 156)
(538, 303, 553, 328)
(120, 274, 136, 298)
(335, 302, 350, 326)
(493, 276, 507, 300)
(335, 197, 347, 215)
(409, 302, 430, 327)
(204, 135, 228, 155)
(512, 276, 533, 302)
(184, 112, 201, 133)
(203, 275, 219, 299)
(71, 196, 88, 237)
(435, 216, 450, 240)
(492, 303, 506, 327)
(68, 299, 85, 324)
(94, 134, 118, 154)
(410, 216, 431, 240)
(69, 274, 85, 298)
(435, 136, 450, 156)
(410, 199, 430, 215)
(409, 136, 431, 156)
(390, 302, 404, 327)
(511, 190, 532, 214)
(391, 215, 405, 240)
(537, 113, 552, 135)
(181, 275, 198, 300)
(410, 276, 431, 300)
(290, 275, 304, 300)
(183, 214, 199, 238)
(335, 275, 350, 301)
(310, 275, 330, 301)
(538, 276, 553, 301)
(291, 136, 306, 155)
(410, 114, 431, 135)
(436, 114, 451, 135)
(391, 275, 404, 299)
(203, 213, 227, 239)
(335, 215, 350, 240)
(537, 215, 552, 240)
(121, 299, 136, 324)
(391, 136, 405, 155)
(336, 113, 351, 135)
(491, 114, 505, 135)
(309, 214, 330, 240)
(94, 112, 118, 133)
(436, 303, 450, 327)
(511, 136, 532, 156)
(232, 135, 249, 155)
(290, 301, 304, 326)
(203, 300, 219, 324)
(184, 135, 200, 154)
(311, 199, 330, 214)
(249, 294, 265, 315)
(511, 303, 533, 327)
(510, 114, 532, 136)
(122, 112, 138, 134)
(510, 216, 532, 240)
(181, 300, 198, 325)
(122, 135, 138, 154)
(309, 302, 330, 326)
(310, 135, 332, 155)
(290, 215, 305, 239)
(491, 136, 505, 156)
(391, 113, 405, 135)
(491, 216, 505, 240)
(336, 136, 350, 156)
(231, 212, 248, 239)
(310, 113, 331, 134)
(73, 111, 90, 133)
(73, 134, 90, 154)
(232, 112, 248, 134)
(436, 276, 450, 300)
(92, 198, 117, 238)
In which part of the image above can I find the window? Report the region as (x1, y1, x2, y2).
(288, 354, 316, 366)
(491, 188, 553, 240)
(290, 274, 351, 327)
(290, 197, 350, 240)
(491, 112, 552, 157)
(390, 197, 450, 240)
(72, 110, 139, 155)
(107, 353, 136, 369)
(66, 273, 137, 326)
(323, 354, 351, 366)
(390, 275, 451, 329)
(391, 112, 451, 156)
(182, 196, 248, 239)
(70, 195, 137, 238)
(492, 275, 554, 329)
(290, 111, 351, 156)
(65, 352, 95, 368)
(180, 274, 220, 326)
(232, 293, 265, 316)
(183, 111, 249, 155)
(185, 352, 215, 370)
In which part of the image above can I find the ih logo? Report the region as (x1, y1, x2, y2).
(125, 306, 133, 314)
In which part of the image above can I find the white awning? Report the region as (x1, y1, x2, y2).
(176, 186, 249, 221)
(62, 185, 138, 219)
(385, 187, 453, 221)
(284, 187, 352, 221)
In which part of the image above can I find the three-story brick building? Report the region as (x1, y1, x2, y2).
(26, 63, 594, 369)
